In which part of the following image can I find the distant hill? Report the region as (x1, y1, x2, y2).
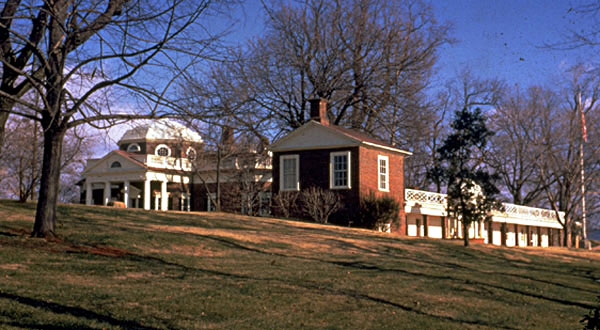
(589, 230, 600, 241)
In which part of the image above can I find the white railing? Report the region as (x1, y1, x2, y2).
(405, 189, 447, 205)
(133, 155, 193, 171)
(497, 203, 562, 224)
(405, 189, 563, 224)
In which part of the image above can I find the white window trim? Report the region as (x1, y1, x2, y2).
(330, 151, 351, 189)
(280, 154, 300, 191)
(155, 144, 171, 157)
(186, 147, 197, 160)
(378, 155, 390, 192)
(127, 143, 141, 153)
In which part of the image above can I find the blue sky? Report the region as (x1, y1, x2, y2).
(231, 0, 596, 88)
(432, 0, 595, 87)
(99, 1, 596, 154)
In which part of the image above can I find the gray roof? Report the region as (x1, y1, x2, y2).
(119, 119, 203, 143)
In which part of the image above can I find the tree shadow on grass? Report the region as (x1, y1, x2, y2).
(184, 232, 599, 310)
(43, 231, 597, 330)
(0, 319, 97, 330)
(0, 291, 161, 330)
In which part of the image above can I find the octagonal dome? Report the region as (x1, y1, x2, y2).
(118, 119, 203, 143)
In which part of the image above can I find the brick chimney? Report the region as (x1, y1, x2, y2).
(221, 126, 235, 152)
(309, 98, 329, 126)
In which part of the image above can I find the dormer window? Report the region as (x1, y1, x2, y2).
(110, 161, 122, 168)
(155, 144, 171, 157)
(127, 143, 141, 153)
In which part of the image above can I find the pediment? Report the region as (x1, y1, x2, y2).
(269, 121, 360, 152)
(83, 151, 146, 176)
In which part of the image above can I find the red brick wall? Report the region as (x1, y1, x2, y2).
(273, 146, 406, 231)
(273, 148, 359, 195)
(358, 146, 406, 234)
(272, 148, 361, 222)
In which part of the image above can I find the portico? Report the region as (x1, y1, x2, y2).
(80, 120, 201, 211)
(82, 165, 191, 211)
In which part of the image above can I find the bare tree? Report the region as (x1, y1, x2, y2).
(178, 56, 275, 214)
(425, 71, 504, 192)
(557, 2, 600, 50)
(528, 67, 600, 246)
(487, 86, 553, 205)
(0, 114, 97, 203)
(202, 0, 449, 142)
(0, 0, 231, 237)
(0, 117, 42, 202)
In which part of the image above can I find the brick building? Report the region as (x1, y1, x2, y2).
(268, 99, 411, 229)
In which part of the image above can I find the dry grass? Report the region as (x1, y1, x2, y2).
(0, 200, 599, 330)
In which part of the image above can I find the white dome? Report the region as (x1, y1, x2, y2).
(119, 119, 203, 143)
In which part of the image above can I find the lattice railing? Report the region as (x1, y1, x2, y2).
(405, 189, 447, 205)
(499, 203, 561, 223)
(405, 189, 563, 223)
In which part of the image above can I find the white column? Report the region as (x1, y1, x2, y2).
(123, 181, 130, 208)
(160, 180, 168, 211)
(85, 181, 93, 205)
(104, 181, 111, 205)
(144, 179, 151, 210)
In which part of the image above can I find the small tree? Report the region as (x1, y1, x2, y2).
(300, 187, 341, 224)
(428, 107, 503, 247)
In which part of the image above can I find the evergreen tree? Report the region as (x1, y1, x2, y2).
(428, 107, 503, 246)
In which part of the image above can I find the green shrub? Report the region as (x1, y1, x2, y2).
(357, 192, 400, 231)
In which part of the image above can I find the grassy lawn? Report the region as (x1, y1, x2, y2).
(0, 201, 598, 329)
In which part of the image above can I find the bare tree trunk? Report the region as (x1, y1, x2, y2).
(563, 226, 572, 248)
(215, 148, 222, 212)
(0, 98, 14, 154)
(463, 222, 470, 247)
(32, 125, 66, 238)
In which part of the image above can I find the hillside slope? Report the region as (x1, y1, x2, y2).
(0, 201, 599, 329)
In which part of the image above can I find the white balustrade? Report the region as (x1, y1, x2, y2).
(405, 189, 563, 225)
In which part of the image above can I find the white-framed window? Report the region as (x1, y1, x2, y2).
(155, 144, 171, 157)
(186, 147, 197, 160)
(280, 154, 299, 191)
(127, 143, 141, 153)
(378, 155, 389, 192)
(330, 151, 351, 189)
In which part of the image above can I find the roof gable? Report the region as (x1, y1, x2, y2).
(269, 121, 361, 152)
(269, 121, 411, 155)
(83, 150, 146, 176)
